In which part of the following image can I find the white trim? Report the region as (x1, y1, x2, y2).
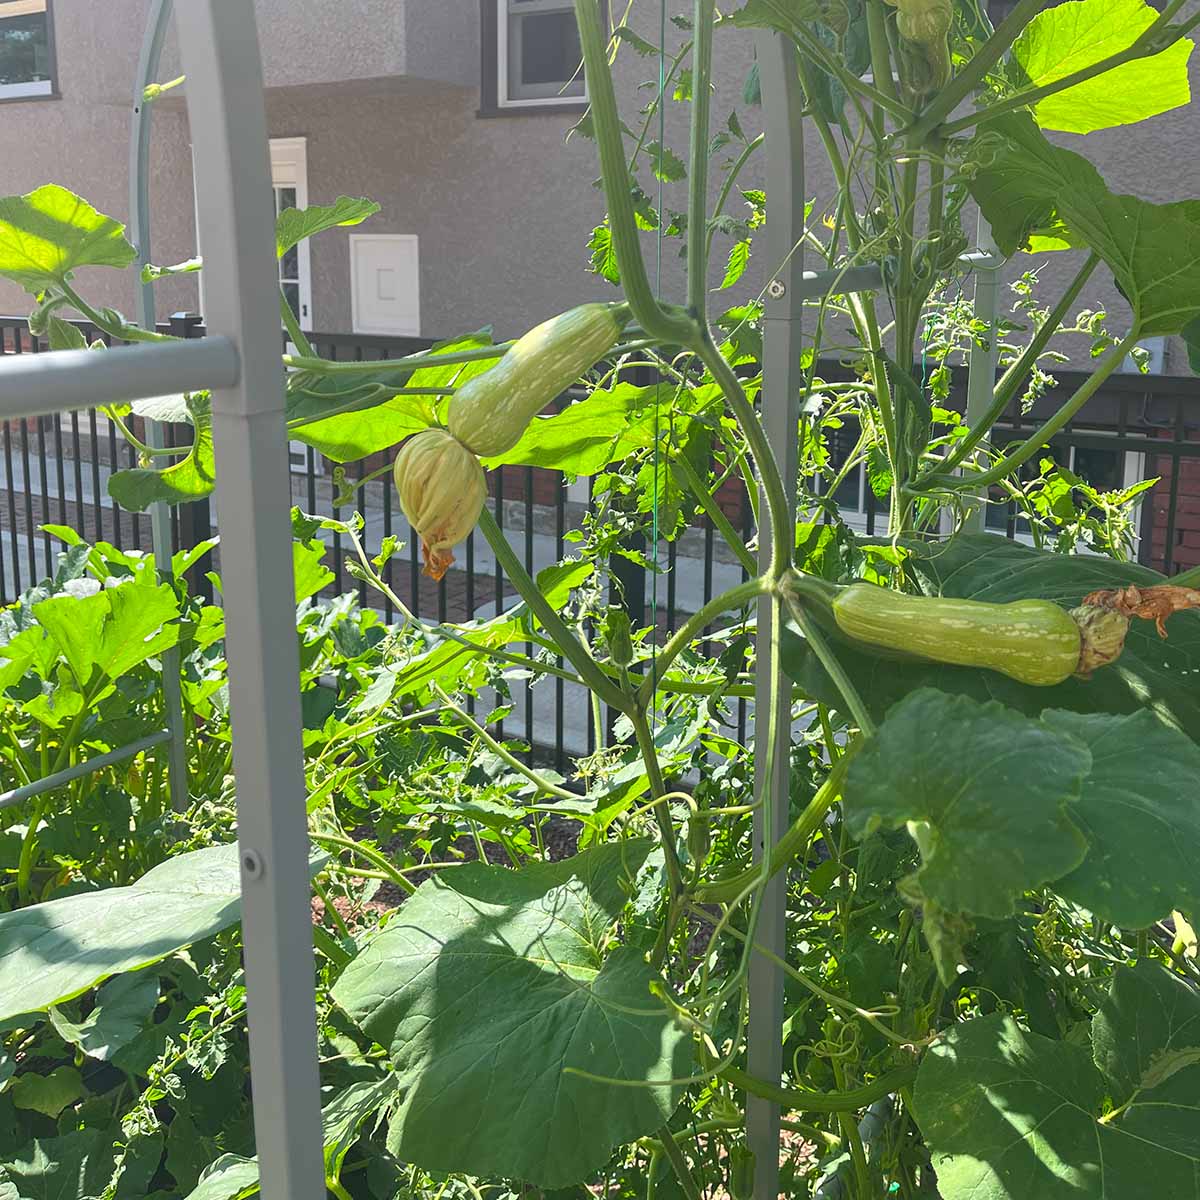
(0, 77, 52, 98)
(496, 0, 587, 109)
(349, 233, 421, 336)
(270, 136, 312, 331)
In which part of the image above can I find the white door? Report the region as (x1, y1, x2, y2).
(270, 137, 313, 331)
(350, 235, 421, 336)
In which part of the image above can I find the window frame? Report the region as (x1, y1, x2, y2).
(479, 0, 596, 117)
(0, 0, 58, 104)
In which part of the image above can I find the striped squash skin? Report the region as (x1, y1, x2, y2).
(448, 303, 623, 457)
(831, 584, 1081, 686)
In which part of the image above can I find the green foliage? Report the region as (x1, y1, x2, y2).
(8, 3, 1200, 1195)
(0, 185, 135, 292)
(274, 196, 379, 259)
(1012, 0, 1193, 134)
(915, 963, 1200, 1199)
(968, 112, 1200, 336)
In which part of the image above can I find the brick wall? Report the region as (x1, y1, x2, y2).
(1148, 432, 1200, 572)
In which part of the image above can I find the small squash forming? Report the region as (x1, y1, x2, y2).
(448, 302, 627, 457)
(829, 584, 1082, 686)
(393, 428, 486, 581)
(884, 0, 952, 93)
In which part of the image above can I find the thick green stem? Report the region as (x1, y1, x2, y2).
(722, 1064, 917, 1113)
(58, 282, 171, 343)
(695, 744, 855, 903)
(630, 708, 687, 907)
(687, 0, 715, 318)
(656, 1126, 702, 1200)
(670, 451, 758, 575)
(280, 291, 316, 359)
(865, 0, 898, 106)
(477, 506, 630, 713)
(904, 0, 1044, 142)
(783, 586, 876, 737)
(926, 334, 1137, 493)
(574, 0, 696, 344)
(696, 339, 791, 580)
(637, 576, 768, 707)
(283, 343, 512, 375)
(918, 252, 1100, 485)
(835, 1060, 874, 1200)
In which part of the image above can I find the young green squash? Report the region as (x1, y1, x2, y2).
(448, 302, 626, 457)
(829, 583, 1081, 686)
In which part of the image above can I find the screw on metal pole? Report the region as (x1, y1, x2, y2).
(748, 29, 805, 1200)
(129, 0, 190, 815)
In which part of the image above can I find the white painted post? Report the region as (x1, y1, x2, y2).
(748, 31, 805, 1200)
(174, 5, 327, 1197)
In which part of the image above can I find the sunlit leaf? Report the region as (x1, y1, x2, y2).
(1013, 0, 1193, 134)
(0, 185, 135, 292)
(275, 196, 379, 259)
(844, 689, 1089, 918)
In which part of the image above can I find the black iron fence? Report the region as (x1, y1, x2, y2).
(3, 311, 1200, 615)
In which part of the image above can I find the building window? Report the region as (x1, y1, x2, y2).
(483, 0, 588, 113)
(0, 0, 55, 100)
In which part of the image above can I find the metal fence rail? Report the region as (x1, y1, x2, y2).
(3, 313, 1199, 764)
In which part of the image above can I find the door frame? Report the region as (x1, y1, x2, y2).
(270, 136, 313, 331)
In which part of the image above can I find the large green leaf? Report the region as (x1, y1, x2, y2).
(275, 196, 379, 259)
(1093, 961, 1200, 1117)
(48, 971, 159, 1061)
(0, 185, 135, 293)
(1043, 710, 1200, 928)
(844, 690, 1089, 918)
(967, 113, 1200, 335)
(482, 383, 658, 474)
(915, 964, 1200, 1199)
(783, 534, 1200, 746)
(32, 575, 180, 686)
(1012, 0, 1193, 134)
(331, 840, 690, 1187)
(109, 393, 215, 510)
(0, 1130, 112, 1200)
(1, 845, 239, 1020)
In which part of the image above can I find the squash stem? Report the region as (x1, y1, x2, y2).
(574, 0, 697, 346)
(925, 333, 1137, 494)
(476, 505, 631, 714)
(918, 252, 1100, 485)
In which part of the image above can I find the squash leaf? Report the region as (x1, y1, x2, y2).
(1012, 0, 1193, 135)
(0, 185, 135, 293)
(967, 112, 1200, 336)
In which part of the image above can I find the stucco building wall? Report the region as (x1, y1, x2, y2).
(0, 2, 1197, 373)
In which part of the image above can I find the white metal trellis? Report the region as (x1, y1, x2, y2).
(0, 3, 326, 1196)
(0, 6, 1006, 1196)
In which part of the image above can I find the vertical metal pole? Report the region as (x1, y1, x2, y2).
(749, 32, 804, 1200)
(129, 0, 189, 813)
(959, 214, 1001, 533)
(175, 6, 326, 1199)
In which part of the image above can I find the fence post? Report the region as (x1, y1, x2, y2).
(170, 311, 214, 602)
